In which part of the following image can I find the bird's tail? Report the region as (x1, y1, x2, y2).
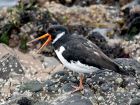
(113, 63, 135, 77)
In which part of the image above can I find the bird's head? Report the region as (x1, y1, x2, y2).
(27, 25, 68, 53)
(47, 25, 68, 39)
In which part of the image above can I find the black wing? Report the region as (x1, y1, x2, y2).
(62, 36, 123, 73)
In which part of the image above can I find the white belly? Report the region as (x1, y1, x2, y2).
(55, 46, 99, 73)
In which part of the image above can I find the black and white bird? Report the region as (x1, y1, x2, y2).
(27, 25, 126, 92)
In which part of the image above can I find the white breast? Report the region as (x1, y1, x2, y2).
(55, 46, 99, 73)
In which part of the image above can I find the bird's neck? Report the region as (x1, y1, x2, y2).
(52, 33, 69, 49)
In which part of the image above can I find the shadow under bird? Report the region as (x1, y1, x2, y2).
(27, 25, 127, 92)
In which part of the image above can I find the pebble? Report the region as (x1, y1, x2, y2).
(20, 80, 42, 92)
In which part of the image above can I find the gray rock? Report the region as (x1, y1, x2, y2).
(60, 83, 75, 93)
(124, 77, 139, 90)
(17, 97, 33, 105)
(45, 83, 60, 93)
(100, 82, 114, 92)
(20, 80, 42, 92)
(82, 87, 95, 98)
(0, 54, 24, 79)
(54, 94, 93, 105)
(58, 98, 92, 105)
(87, 28, 107, 43)
(52, 70, 79, 84)
(44, 79, 60, 94)
(44, 79, 56, 87)
(52, 71, 68, 79)
(113, 92, 132, 105)
(59, 74, 70, 83)
(131, 98, 140, 105)
(43, 57, 61, 68)
(102, 92, 132, 105)
(34, 101, 49, 105)
(86, 70, 121, 87)
(114, 58, 140, 76)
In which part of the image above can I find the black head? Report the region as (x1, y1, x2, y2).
(47, 25, 69, 39)
(27, 25, 69, 53)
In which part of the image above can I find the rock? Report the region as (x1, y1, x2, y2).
(0, 80, 11, 98)
(121, 0, 140, 14)
(121, 1, 140, 39)
(9, 34, 20, 48)
(7, 55, 140, 105)
(20, 80, 42, 92)
(67, 25, 91, 37)
(87, 28, 128, 58)
(44, 2, 119, 28)
(87, 28, 107, 43)
(34, 101, 49, 105)
(87, 70, 121, 85)
(57, 98, 92, 105)
(121, 14, 140, 39)
(44, 79, 56, 87)
(125, 77, 139, 90)
(51, 93, 93, 105)
(130, 5, 140, 14)
(121, 33, 140, 61)
(0, 0, 55, 53)
(0, 54, 24, 79)
(114, 58, 140, 76)
(42, 56, 64, 74)
(119, 0, 133, 6)
(0, 43, 57, 81)
(42, 57, 62, 73)
(17, 97, 33, 105)
(103, 92, 132, 105)
(52, 71, 68, 79)
(60, 82, 75, 93)
(97, 96, 104, 102)
(115, 78, 123, 84)
(131, 98, 140, 105)
(44, 79, 60, 93)
(51, 70, 79, 84)
(46, 0, 133, 7)
(64, 0, 96, 7)
(100, 82, 114, 92)
(45, 83, 60, 93)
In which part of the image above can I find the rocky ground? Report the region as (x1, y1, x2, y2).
(0, 0, 140, 105)
(0, 44, 140, 105)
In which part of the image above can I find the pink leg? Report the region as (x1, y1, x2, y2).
(72, 74, 84, 93)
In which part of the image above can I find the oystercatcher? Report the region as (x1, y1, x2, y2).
(27, 25, 126, 92)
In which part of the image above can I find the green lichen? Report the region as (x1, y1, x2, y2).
(0, 32, 9, 45)
(19, 36, 28, 52)
(0, 22, 16, 45)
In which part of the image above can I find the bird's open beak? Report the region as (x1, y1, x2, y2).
(27, 33, 52, 53)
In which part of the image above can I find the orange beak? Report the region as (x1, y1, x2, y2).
(27, 33, 52, 53)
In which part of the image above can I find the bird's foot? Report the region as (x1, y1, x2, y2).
(71, 85, 84, 93)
